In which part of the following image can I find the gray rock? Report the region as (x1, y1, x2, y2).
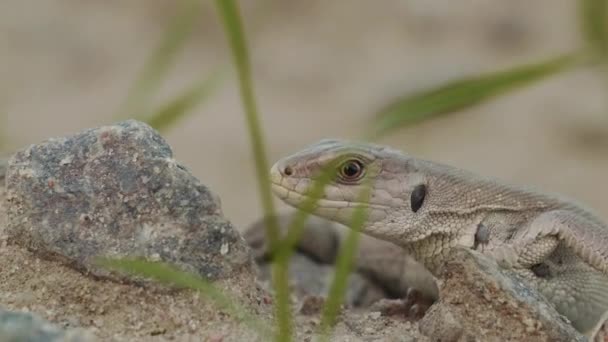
(420, 248, 586, 342)
(4, 120, 253, 283)
(0, 308, 95, 342)
(418, 303, 465, 342)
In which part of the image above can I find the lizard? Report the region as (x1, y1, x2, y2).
(268, 138, 608, 340)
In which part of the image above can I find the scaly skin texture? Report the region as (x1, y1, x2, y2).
(269, 139, 608, 340)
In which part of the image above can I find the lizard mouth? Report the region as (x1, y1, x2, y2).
(270, 181, 388, 210)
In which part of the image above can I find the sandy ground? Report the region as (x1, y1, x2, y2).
(2, 0, 608, 236)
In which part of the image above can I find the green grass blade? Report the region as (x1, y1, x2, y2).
(269, 158, 350, 264)
(264, 160, 343, 342)
(269, 165, 339, 342)
(278, 164, 339, 257)
(117, 0, 201, 119)
(212, 0, 285, 340)
(212, 0, 279, 254)
(265, 160, 369, 341)
(369, 53, 580, 139)
(96, 257, 272, 339)
(140, 67, 227, 133)
(317, 180, 372, 340)
(579, 0, 608, 60)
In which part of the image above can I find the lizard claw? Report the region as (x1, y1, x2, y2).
(367, 287, 434, 321)
(512, 215, 560, 244)
(486, 245, 521, 269)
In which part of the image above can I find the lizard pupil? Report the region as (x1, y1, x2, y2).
(410, 184, 427, 213)
(340, 160, 363, 179)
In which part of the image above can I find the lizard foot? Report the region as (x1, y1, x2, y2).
(368, 288, 434, 321)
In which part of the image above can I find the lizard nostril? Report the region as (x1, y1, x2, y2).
(283, 166, 293, 176)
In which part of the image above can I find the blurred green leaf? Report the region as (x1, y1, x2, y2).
(266, 159, 371, 341)
(370, 54, 580, 138)
(118, 0, 201, 119)
(579, 0, 608, 60)
(140, 67, 227, 133)
(212, 1, 287, 341)
(318, 180, 372, 341)
(278, 161, 341, 257)
(96, 257, 272, 339)
(213, 0, 279, 255)
(270, 165, 341, 339)
(262, 150, 365, 342)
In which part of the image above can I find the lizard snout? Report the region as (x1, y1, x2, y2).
(269, 161, 295, 188)
(270, 159, 296, 179)
(270, 162, 286, 176)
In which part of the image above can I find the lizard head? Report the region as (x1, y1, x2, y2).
(270, 139, 431, 243)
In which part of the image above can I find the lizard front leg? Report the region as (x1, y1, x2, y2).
(491, 210, 608, 275)
(489, 210, 608, 340)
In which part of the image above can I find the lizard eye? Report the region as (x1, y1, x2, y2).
(338, 159, 365, 182)
(410, 184, 426, 213)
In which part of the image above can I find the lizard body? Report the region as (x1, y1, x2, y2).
(269, 139, 608, 339)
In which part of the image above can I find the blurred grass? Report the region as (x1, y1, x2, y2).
(113, 0, 226, 135)
(212, 0, 290, 341)
(143, 67, 227, 133)
(117, 0, 203, 120)
(317, 180, 372, 341)
(96, 257, 273, 339)
(266, 163, 348, 342)
(212, 0, 280, 248)
(370, 0, 608, 137)
(274, 163, 340, 259)
(370, 53, 580, 138)
(579, 0, 608, 61)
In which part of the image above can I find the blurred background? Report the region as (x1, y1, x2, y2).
(2, 0, 607, 231)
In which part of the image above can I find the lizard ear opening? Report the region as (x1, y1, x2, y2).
(410, 184, 426, 213)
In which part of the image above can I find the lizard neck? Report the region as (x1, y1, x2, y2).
(360, 212, 482, 275)
(405, 233, 464, 275)
(395, 216, 482, 276)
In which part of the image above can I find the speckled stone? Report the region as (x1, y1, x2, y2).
(4, 120, 253, 283)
